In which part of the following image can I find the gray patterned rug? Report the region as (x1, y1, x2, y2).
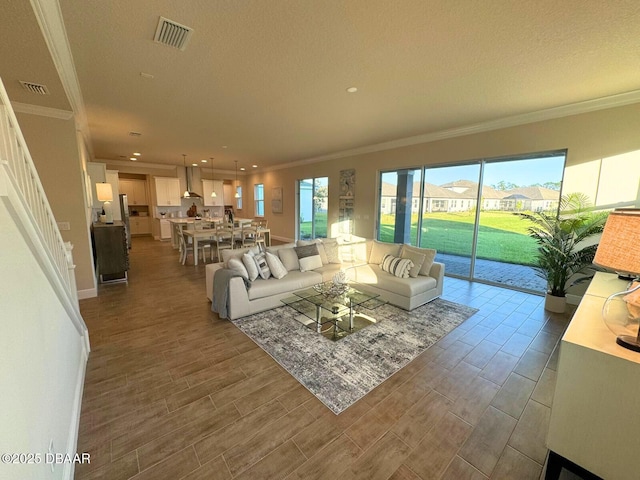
(231, 298, 478, 414)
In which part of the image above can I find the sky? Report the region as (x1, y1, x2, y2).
(382, 155, 566, 188)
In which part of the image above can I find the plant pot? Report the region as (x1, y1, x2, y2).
(545, 293, 566, 313)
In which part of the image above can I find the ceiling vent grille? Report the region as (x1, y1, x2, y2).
(129, 131, 142, 137)
(19, 81, 49, 95)
(153, 16, 193, 51)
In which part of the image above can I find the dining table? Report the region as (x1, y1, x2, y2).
(180, 221, 271, 266)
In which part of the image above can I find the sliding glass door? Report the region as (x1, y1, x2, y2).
(377, 151, 566, 292)
(421, 164, 481, 277)
(298, 177, 328, 240)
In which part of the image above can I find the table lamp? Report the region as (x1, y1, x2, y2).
(593, 208, 640, 351)
(96, 182, 114, 224)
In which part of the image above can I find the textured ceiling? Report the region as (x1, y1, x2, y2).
(6, 1, 640, 170)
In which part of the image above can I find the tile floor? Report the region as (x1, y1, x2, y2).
(75, 237, 583, 480)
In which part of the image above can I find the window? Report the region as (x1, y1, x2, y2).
(378, 150, 566, 292)
(236, 186, 242, 210)
(297, 177, 328, 240)
(254, 184, 264, 217)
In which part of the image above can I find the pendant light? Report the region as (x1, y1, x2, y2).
(234, 160, 240, 198)
(209, 157, 216, 197)
(182, 154, 190, 198)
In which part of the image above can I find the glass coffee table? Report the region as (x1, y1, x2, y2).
(281, 281, 386, 340)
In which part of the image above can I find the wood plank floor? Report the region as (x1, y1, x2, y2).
(76, 236, 578, 480)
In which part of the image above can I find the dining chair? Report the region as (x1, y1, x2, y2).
(240, 223, 259, 248)
(214, 222, 235, 262)
(177, 229, 209, 265)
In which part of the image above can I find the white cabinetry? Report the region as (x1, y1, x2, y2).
(155, 177, 181, 206)
(202, 180, 224, 206)
(120, 179, 148, 205)
(129, 217, 151, 236)
(546, 272, 640, 480)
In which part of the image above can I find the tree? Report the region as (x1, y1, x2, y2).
(313, 185, 328, 212)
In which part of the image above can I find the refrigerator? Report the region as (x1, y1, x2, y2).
(119, 193, 131, 249)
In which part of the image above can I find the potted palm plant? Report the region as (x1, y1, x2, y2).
(518, 193, 608, 313)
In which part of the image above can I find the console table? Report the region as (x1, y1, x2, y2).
(546, 272, 640, 479)
(91, 222, 129, 283)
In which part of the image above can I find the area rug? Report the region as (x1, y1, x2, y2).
(231, 298, 478, 414)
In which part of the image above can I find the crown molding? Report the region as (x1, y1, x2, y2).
(11, 101, 73, 120)
(101, 158, 240, 176)
(29, 0, 93, 157)
(265, 89, 640, 172)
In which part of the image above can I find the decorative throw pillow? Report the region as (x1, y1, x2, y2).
(400, 248, 426, 278)
(278, 247, 300, 271)
(322, 239, 341, 264)
(265, 251, 287, 279)
(380, 254, 413, 278)
(227, 257, 248, 280)
(402, 244, 437, 276)
(242, 252, 260, 281)
(295, 244, 323, 272)
(297, 239, 328, 264)
(369, 240, 402, 265)
(253, 252, 271, 279)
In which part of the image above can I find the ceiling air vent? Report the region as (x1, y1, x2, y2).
(129, 131, 142, 137)
(153, 16, 193, 51)
(19, 81, 49, 95)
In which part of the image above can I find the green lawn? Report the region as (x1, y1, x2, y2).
(379, 211, 538, 265)
(300, 212, 328, 239)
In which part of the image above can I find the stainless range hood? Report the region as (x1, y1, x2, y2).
(183, 166, 202, 198)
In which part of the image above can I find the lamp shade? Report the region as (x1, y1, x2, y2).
(593, 209, 640, 277)
(96, 182, 113, 202)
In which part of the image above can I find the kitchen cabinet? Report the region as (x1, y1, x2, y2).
(159, 219, 171, 240)
(546, 272, 640, 480)
(155, 177, 181, 206)
(202, 179, 224, 206)
(91, 221, 128, 283)
(129, 217, 151, 236)
(120, 179, 148, 205)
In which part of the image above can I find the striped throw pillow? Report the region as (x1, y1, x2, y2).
(380, 254, 414, 278)
(253, 252, 271, 279)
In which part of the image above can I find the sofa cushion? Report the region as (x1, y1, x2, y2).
(322, 239, 341, 264)
(297, 239, 328, 264)
(401, 245, 437, 276)
(278, 247, 300, 271)
(313, 263, 344, 282)
(227, 257, 248, 280)
(242, 252, 260, 281)
(266, 242, 296, 254)
(400, 248, 426, 278)
(247, 270, 322, 300)
(266, 251, 287, 279)
(295, 244, 323, 272)
(222, 246, 259, 267)
(369, 240, 402, 265)
(380, 254, 413, 278)
(349, 264, 437, 297)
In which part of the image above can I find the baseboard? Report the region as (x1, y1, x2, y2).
(271, 235, 295, 244)
(62, 345, 88, 480)
(77, 287, 97, 300)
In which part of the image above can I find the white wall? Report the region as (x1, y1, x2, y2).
(0, 204, 88, 480)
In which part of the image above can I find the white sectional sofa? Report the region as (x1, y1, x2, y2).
(205, 238, 444, 320)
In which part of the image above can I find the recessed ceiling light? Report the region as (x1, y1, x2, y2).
(133, 152, 141, 156)
(140, 72, 154, 79)
(252, 165, 258, 168)
(130, 157, 137, 161)
(346, 86, 358, 93)
(222, 145, 228, 149)
(240, 167, 246, 171)
(201, 159, 207, 163)
(192, 163, 198, 166)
